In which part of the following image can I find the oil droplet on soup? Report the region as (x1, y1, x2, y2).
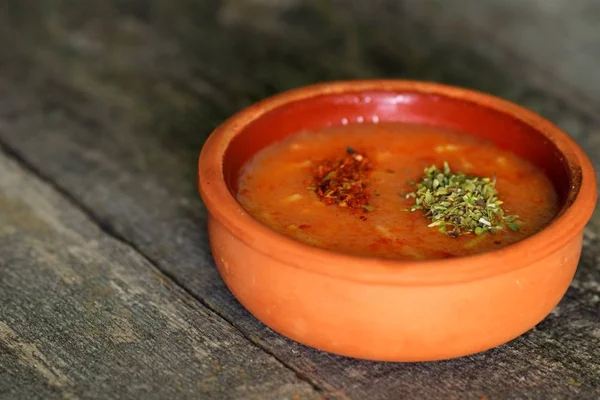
(237, 123, 559, 260)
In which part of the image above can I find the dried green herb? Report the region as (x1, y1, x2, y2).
(406, 162, 520, 236)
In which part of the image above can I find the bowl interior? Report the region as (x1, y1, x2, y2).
(224, 91, 572, 211)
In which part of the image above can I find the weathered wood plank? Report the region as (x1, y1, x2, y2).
(0, 149, 320, 398)
(1, 0, 599, 398)
(402, 0, 600, 111)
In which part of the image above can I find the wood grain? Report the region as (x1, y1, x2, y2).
(0, 0, 599, 398)
(402, 0, 600, 111)
(0, 140, 320, 399)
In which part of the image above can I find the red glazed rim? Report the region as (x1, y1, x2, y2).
(198, 80, 597, 285)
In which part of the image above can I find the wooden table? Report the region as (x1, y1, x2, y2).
(1, 1, 598, 398)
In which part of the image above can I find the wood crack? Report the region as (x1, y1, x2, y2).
(0, 138, 327, 398)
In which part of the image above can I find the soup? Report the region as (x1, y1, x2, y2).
(236, 123, 558, 260)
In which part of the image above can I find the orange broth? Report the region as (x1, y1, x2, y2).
(237, 123, 559, 260)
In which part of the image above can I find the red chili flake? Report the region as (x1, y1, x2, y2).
(298, 224, 311, 229)
(311, 147, 374, 212)
(359, 215, 368, 221)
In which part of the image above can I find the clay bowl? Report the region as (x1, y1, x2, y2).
(198, 80, 597, 361)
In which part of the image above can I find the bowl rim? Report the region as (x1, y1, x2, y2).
(198, 80, 597, 285)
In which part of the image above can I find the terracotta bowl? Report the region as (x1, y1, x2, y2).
(198, 80, 597, 361)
